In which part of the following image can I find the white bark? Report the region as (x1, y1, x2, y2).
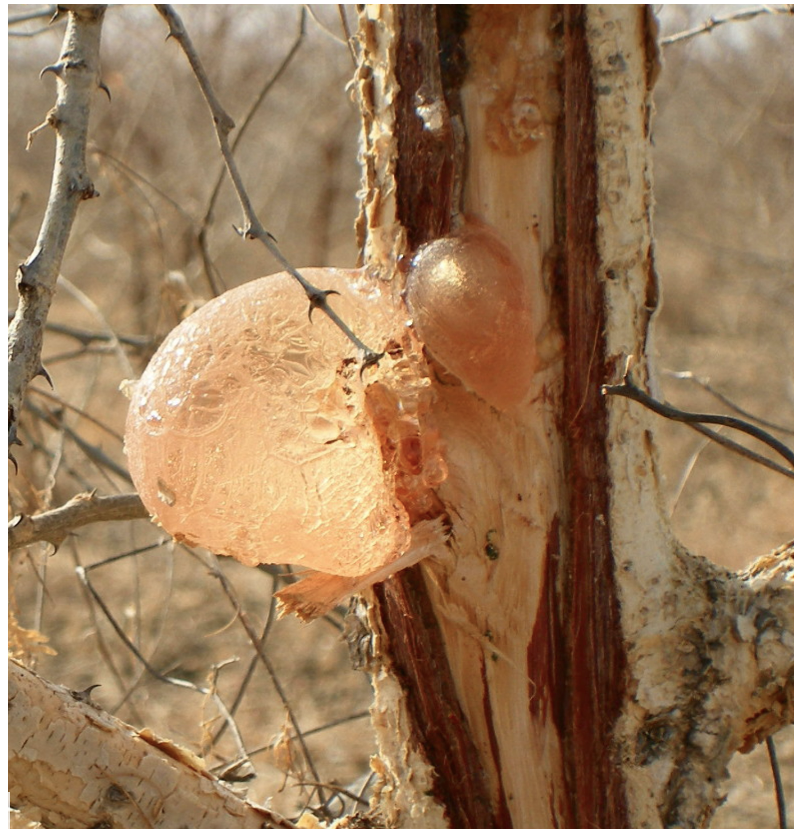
(589, 7, 793, 826)
(9, 659, 291, 829)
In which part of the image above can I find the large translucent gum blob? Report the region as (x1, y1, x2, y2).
(124, 268, 427, 578)
(405, 221, 538, 410)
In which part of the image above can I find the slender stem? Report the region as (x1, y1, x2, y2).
(766, 735, 788, 829)
(207, 559, 329, 811)
(74, 561, 258, 787)
(155, 4, 383, 367)
(660, 6, 793, 47)
(663, 370, 793, 436)
(602, 367, 794, 468)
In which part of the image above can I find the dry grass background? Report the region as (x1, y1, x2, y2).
(8, 4, 793, 827)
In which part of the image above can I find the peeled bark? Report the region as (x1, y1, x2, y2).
(353, 5, 793, 829)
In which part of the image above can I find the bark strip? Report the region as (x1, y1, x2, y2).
(370, 9, 497, 825)
(374, 573, 497, 828)
(562, 5, 630, 828)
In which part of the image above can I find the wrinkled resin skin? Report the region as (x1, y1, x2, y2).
(125, 269, 412, 577)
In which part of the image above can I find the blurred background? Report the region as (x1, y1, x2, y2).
(8, 5, 793, 826)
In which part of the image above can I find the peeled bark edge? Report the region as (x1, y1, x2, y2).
(583, 6, 794, 828)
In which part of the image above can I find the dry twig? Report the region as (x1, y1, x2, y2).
(198, 7, 307, 296)
(154, 4, 383, 368)
(660, 5, 794, 46)
(602, 360, 794, 478)
(663, 369, 793, 436)
(9, 491, 148, 550)
(207, 557, 328, 810)
(8, 5, 107, 466)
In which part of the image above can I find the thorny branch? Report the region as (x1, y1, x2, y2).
(8, 5, 107, 468)
(602, 361, 794, 478)
(155, 4, 383, 368)
(659, 5, 794, 46)
(74, 556, 257, 780)
(199, 7, 307, 297)
(9, 492, 148, 550)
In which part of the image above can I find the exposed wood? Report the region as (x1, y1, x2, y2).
(354, 4, 793, 829)
(356, 4, 570, 827)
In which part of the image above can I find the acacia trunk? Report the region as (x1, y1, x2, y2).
(354, 5, 792, 829)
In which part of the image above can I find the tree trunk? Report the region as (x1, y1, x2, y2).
(354, 5, 792, 829)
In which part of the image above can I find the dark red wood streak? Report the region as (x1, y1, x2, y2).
(372, 6, 500, 828)
(392, 5, 456, 251)
(560, 5, 630, 828)
(528, 514, 576, 827)
(374, 573, 498, 828)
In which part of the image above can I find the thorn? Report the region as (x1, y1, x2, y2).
(359, 350, 384, 378)
(70, 684, 102, 704)
(306, 289, 339, 321)
(98, 80, 111, 101)
(39, 63, 63, 79)
(36, 365, 54, 388)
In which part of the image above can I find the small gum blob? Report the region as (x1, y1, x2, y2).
(124, 268, 411, 577)
(405, 222, 538, 409)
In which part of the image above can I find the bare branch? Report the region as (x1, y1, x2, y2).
(206, 558, 328, 810)
(154, 4, 383, 367)
(74, 553, 257, 778)
(37, 319, 150, 350)
(9, 491, 148, 550)
(199, 7, 307, 296)
(8, 5, 57, 26)
(9, 659, 295, 829)
(8, 5, 107, 465)
(663, 369, 793, 436)
(25, 401, 133, 484)
(602, 361, 794, 474)
(660, 5, 794, 47)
